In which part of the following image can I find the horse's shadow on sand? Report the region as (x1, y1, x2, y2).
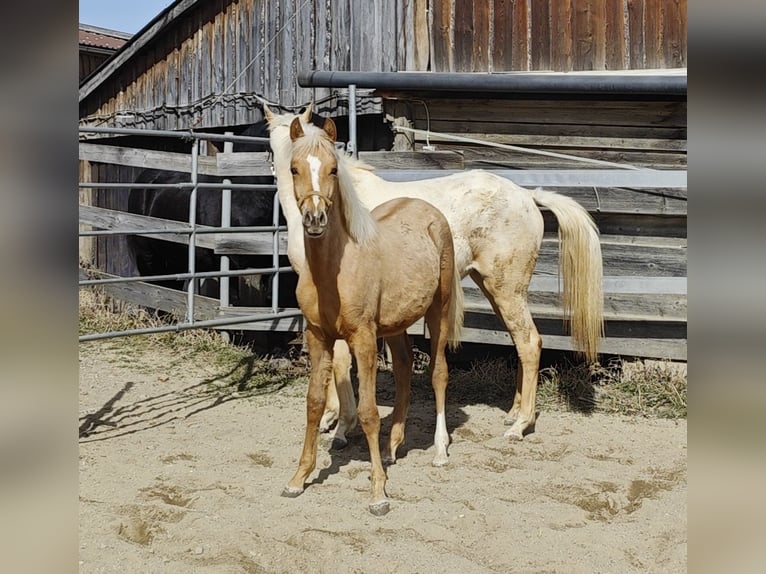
(78, 354, 295, 442)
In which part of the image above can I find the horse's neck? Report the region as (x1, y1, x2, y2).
(345, 165, 395, 209)
(271, 142, 306, 271)
(303, 197, 352, 285)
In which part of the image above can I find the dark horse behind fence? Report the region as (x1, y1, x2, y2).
(126, 120, 297, 308)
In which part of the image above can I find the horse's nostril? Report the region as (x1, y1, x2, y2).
(319, 211, 327, 227)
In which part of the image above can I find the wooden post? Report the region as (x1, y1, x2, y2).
(79, 159, 94, 265)
(386, 101, 415, 152)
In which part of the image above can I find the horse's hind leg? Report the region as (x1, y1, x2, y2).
(425, 306, 451, 467)
(469, 269, 542, 440)
(383, 332, 413, 464)
(323, 340, 357, 449)
(283, 327, 334, 497)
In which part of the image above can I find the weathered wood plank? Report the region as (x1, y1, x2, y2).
(79, 143, 207, 174)
(605, 0, 626, 70)
(445, 145, 686, 169)
(456, 323, 686, 360)
(431, 0, 453, 72)
(472, 0, 490, 71)
(411, 118, 685, 141)
(453, 0, 472, 72)
(80, 267, 220, 320)
(530, 0, 551, 70)
(413, 0, 430, 70)
(358, 150, 464, 170)
(511, 0, 529, 70)
(644, 0, 663, 68)
(464, 285, 686, 323)
(79, 205, 286, 256)
(550, 0, 573, 71)
(410, 99, 687, 128)
(413, 131, 686, 151)
(537, 235, 686, 278)
(627, 0, 645, 69)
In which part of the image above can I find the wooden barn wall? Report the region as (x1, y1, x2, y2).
(432, 0, 687, 72)
(80, 0, 686, 131)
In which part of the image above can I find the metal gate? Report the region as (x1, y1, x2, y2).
(78, 126, 302, 342)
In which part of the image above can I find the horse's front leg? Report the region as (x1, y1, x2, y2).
(283, 327, 333, 497)
(350, 329, 389, 515)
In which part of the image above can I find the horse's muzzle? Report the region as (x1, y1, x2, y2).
(302, 207, 328, 236)
(299, 193, 330, 237)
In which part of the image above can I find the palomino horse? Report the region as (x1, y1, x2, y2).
(263, 102, 603, 444)
(281, 117, 463, 515)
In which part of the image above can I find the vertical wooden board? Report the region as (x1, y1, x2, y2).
(592, 0, 607, 69)
(511, 0, 529, 70)
(79, 160, 94, 264)
(262, 1, 276, 101)
(677, 0, 687, 67)
(214, 14, 226, 123)
(572, 0, 595, 70)
(604, 0, 626, 69)
(295, 0, 314, 104)
(472, 0, 490, 71)
(662, 0, 685, 67)
(454, 0, 474, 72)
(351, 0, 379, 71)
(530, 0, 551, 70)
(331, 0, 351, 71)
(644, 0, 662, 68)
(381, 0, 399, 71)
(413, 0, 430, 70)
(277, 0, 296, 105)
(397, 0, 411, 70)
(550, 0, 573, 71)
(627, 0, 645, 68)
(167, 45, 178, 120)
(431, 0, 453, 72)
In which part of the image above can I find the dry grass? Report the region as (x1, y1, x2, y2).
(79, 288, 252, 371)
(408, 354, 686, 419)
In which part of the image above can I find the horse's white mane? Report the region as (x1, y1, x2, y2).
(291, 125, 378, 245)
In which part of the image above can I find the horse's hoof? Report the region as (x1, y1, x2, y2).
(503, 427, 524, 441)
(382, 455, 396, 466)
(431, 456, 449, 467)
(368, 500, 390, 516)
(281, 486, 304, 498)
(330, 436, 348, 451)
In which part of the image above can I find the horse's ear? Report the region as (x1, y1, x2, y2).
(322, 118, 337, 142)
(255, 95, 275, 123)
(299, 101, 313, 123)
(289, 117, 305, 142)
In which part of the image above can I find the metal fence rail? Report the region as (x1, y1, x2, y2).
(78, 125, 294, 342)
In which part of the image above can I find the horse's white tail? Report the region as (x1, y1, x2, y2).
(447, 258, 464, 351)
(530, 189, 604, 362)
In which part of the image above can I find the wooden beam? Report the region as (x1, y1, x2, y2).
(79, 205, 286, 255)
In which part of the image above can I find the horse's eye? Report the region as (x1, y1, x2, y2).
(330, 167, 338, 175)
(290, 167, 298, 175)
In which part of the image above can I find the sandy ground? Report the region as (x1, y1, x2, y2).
(79, 343, 686, 573)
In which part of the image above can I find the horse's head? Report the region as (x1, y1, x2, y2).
(289, 116, 339, 238)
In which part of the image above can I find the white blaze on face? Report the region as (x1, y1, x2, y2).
(306, 154, 322, 193)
